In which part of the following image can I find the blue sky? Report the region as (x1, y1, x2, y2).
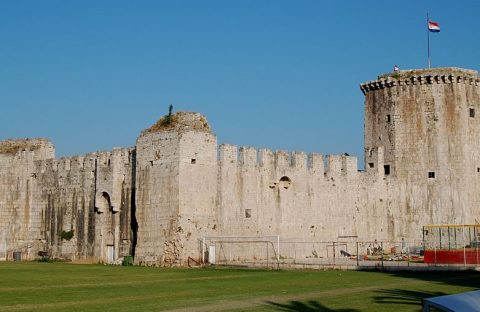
(1, 1, 478, 166)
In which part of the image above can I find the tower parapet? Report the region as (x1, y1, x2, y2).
(360, 68, 479, 94)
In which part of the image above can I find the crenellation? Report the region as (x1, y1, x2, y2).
(71, 156, 85, 170)
(362, 68, 480, 94)
(342, 154, 358, 176)
(258, 148, 274, 168)
(219, 144, 238, 164)
(97, 151, 111, 167)
(45, 159, 58, 172)
(58, 158, 71, 172)
(291, 152, 307, 171)
(239, 146, 257, 167)
(275, 150, 290, 168)
(112, 147, 133, 166)
(325, 155, 343, 178)
(308, 153, 324, 174)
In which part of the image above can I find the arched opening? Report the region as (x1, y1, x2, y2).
(94, 191, 117, 264)
(96, 192, 112, 214)
(279, 176, 292, 189)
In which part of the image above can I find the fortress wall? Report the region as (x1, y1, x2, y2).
(93, 148, 135, 262)
(216, 144, 389, 248)
(33, 154, 96, 260)
(29, 147, 134, 262)
(4, 68, 479, 266)
(0, 139, 54, 260)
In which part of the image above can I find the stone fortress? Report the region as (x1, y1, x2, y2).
(1, 67, 479, 266)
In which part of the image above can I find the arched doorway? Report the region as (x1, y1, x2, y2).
(95, 192, 117, 264)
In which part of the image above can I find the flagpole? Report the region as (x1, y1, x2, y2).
(427, 13, 431, 68)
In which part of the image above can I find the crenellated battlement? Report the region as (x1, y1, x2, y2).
(218, 144, 362, 176)
(360, 67, 480, 94)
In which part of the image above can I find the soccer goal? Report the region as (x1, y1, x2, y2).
(202, 236, 280, 269)
(0, 231, 6, 261)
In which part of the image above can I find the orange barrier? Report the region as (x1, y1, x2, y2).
(424, 249, 480, 264)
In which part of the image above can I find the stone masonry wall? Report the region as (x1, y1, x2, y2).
(362, 68, 480, 236)
(0, 139, 135, 262)
(216, 145, 390, 243)
(0, 139, 54, 260)
(1, 67, 479, 266)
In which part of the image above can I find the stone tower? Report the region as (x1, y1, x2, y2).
(361, 68, 480, 228)
(134, 112, 218, 266)
(0, 139, 54, 260)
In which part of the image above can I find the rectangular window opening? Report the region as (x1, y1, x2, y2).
(386, 114, 391, 123)
(191, 159, 196, 164)
(470, 108, 475, 118)
(245, 209, 251, 218)
(428, 171, 435, 178)
(384, 165, 390, 175)
(477, 167, 480, 173)
(368, 162, 374, 168)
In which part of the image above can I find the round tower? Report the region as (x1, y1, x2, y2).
(361, 68, 480, 226)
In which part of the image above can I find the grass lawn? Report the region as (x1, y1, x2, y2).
(0, 262, 478, 311)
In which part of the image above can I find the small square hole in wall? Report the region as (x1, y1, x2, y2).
(368, 162, 374, 168)
(428, 171, 435, 178)
(245, 209, 251, 218)
(477, 168, 480, 173)
(384, 165, 390, 175)
(191, 159, 196, 164)
(470, 108, 475, 118)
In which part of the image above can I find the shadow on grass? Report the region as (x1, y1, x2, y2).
(370, 270, 480, 308)
(377, 270, 480, 289)
(373, 288, 447, 306)
(265, 300, 359, 312)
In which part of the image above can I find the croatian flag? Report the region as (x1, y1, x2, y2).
(428, 20, 440, 32)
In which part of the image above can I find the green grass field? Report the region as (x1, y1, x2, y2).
(0, 262, 478, 311)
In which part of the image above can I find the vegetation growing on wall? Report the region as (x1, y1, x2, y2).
(143, 110, 212, 134)
(0, 138, 47, 155)
(60, 230, 74, 241)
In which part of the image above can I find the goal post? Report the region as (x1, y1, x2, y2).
(202, 235, 280, 269)
(0, 231, 6, 261)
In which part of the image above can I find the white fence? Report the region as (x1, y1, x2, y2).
(200, 236, 479, 269)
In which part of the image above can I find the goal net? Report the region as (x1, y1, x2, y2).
(202, 236, 279, 269)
